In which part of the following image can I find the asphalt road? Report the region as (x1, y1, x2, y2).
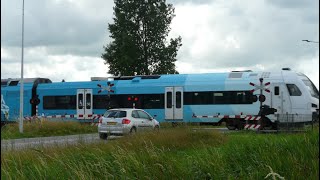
(1, 128, 230, 152)
(1, 133, 110, 152)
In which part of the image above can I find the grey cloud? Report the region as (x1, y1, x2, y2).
(268, 0, 318, 9)
(168, 0, 212, 5)
(1, 0, 318, 84)
(175, 0, 318, 71)
(46, 39, 109, 57)
(1, 0, 113, 48)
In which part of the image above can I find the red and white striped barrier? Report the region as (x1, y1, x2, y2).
(44, 114, 76, 118)
(91, 115, 102, 126)
(24, 116, 35, 121)
(244, 115, 262, 130)
(244, 115, 262, 121)
(192, 114, 247, 118)
(244, 124, 261, 130)
(191, 113, 263, 130)
(23, 114, 103, 125)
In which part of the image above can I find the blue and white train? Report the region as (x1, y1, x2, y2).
(1, 68, 319, 129)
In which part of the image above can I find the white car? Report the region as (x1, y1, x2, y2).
(98, 108, 160, 140)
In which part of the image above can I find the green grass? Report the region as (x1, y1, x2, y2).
(1, 120, 97, 140)
(1, 127, 319, 179)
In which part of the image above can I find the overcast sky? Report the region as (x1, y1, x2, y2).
(1, 0, 319, 88)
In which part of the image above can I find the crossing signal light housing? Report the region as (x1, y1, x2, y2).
(30, 97, 40, 105)
(128, 96, 139, 102)
(259, 94, 266, 102)
(251, 95, 258, 102)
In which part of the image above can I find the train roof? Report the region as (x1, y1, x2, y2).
(95, 70, 293, 82)
(34, 69, 303, 89)
(3, 69, 310, 90)
(1, 78, 52, 87)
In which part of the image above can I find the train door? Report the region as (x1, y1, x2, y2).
(165, 87, 183, 120)
(271, 83, 291, 114)
(77, 89, 93, 119)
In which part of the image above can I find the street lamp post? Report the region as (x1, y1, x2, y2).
(19, 0, 25, 133)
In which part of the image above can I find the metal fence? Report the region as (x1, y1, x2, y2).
(276, 113, 318, 131)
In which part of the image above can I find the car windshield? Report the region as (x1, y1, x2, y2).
(104, 110, 127, 118)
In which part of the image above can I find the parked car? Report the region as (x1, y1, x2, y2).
(98, 108, 160, 140)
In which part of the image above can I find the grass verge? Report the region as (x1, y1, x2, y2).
(1, 120, 97, 140)
(1, 127, 318, 179)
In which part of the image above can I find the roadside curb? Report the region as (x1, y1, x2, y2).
(1, 133, 100, 152)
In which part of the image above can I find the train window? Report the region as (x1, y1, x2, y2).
(167, 92, 172, 108)
(86, 93, 91, 109)
(184, 92, 211, 105)
(214, 93, 223, 96)
(94, 94, 164, 109)
(213, 92, 225, 104)
(93, 95, 122, 109)
(274, 86, 279, 95)
(176, 92, 181, 108)
(142, 94, 164, 109)
(235, 92, 246, 104)
(8, 81, 19, 86)
(1, 81, 8, 86)
(78, 94, 83, 109)
(302, 79, 319, 99)
(93, 95, 108, 109)
(43, 95, 76, 109)
(184, 91, 252, 105)
(286, 84, 302, 96)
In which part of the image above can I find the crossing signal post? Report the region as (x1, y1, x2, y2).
(249, 78, 278, 119)
(249, 78, 271, 108)
(259, 78, 267, 107)
(97, 81, 115, 109)
(97, 82, 114, 94)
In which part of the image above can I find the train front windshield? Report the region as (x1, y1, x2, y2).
(302, 79, 319, 99)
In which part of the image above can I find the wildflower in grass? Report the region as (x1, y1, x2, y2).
(264, 165, 285, 180)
